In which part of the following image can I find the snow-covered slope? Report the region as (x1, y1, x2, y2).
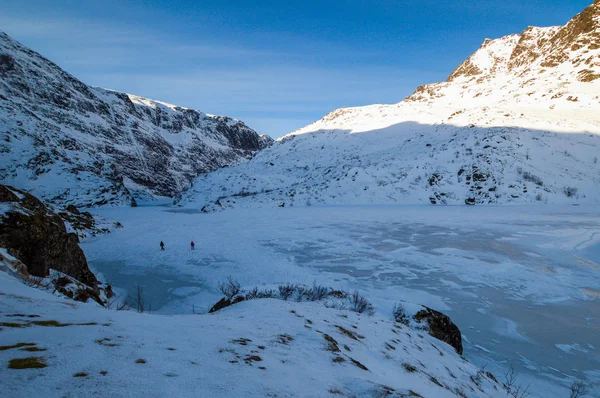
(183, 1, 600, 210)
(0, 31, 272, 208)
(0, 269, 507, 398)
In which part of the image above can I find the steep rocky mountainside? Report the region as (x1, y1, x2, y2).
(0, 31, 272, 208)
(183, 1, 600, 210)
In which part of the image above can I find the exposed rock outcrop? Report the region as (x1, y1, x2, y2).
(58, 204, 109, 238)
(413, 307, 463, 355)
(208, 296, 246, 313)
(0, 184, 98, 289)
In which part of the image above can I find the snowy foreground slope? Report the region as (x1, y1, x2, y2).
(0, 31, 272, 208)
(183, 1, 600, 210)
(0, 270, 506, 398)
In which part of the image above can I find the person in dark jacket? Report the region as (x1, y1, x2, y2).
(160, 241, 165, 251)
(190, 241, 195, 250)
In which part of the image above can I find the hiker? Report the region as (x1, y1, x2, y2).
(160, 241, 165, 251)
(190, 241, 195, 250)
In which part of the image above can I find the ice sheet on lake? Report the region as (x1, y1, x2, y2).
(84, 204, 600, 397)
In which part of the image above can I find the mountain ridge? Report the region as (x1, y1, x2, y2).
(182, 1, 600, 210)
(0, 31, 273, 208)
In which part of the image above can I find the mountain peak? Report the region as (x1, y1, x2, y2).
(446, 34, 521, 82)
(405, 0, 600, 108)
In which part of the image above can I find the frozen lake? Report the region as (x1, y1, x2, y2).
(84, 205, 600, 397)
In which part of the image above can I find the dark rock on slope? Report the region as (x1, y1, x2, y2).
(0, 184, 98, 289)
(414, 307, 463, 355)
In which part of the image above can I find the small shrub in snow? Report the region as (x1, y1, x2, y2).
(307, 283, 329, 301)
(473, 364, 487, 384)
(211, 282, 376, 316)
(402, 362, 417, 373)
(245, 287, 259, 300)
(392, 303, 409, 325)
(245, 287, 276, 300)
(294, 285, 309, 301)
(278, 284, 297, 300)
(286, 283, 331, 302)
(104, 294, 129, 311)
(522, 171, 543, 186)
(569, 380, 588, 398)
(275, 283, 330, 302)
(503, 365, 531, 398)
(563, 186, 578, 198)
(329, 289, 347, 299)
(218, 277, 241, 299)
(535, 193, 543, 201)
(349, 291, 374, 315)
(123, 283, 151, 313)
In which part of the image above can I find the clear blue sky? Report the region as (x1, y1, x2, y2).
(0, 0, 593, 137)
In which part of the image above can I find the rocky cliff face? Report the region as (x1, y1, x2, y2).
(0, 32, 273, 207)
(182, 1, 600, 209)
(408, 0, 600, 105)
(0, 184, 97, 288)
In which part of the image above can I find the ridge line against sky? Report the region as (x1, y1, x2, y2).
(0, 0, 592, 138)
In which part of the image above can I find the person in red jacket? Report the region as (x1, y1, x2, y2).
(190, 241, 195, 250)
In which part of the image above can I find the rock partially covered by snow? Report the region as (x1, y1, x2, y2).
(0, 184, 97, 289)
(414, 306, 463, 355)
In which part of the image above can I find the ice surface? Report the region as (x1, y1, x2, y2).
(82, 204, 600, 397)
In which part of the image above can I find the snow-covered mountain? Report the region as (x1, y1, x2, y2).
(183, 1, 600, 210)
(0, 31, 272, 208)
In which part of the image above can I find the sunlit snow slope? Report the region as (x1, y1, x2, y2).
(184, 1, 600, 210)
(0, 32, 272, 208)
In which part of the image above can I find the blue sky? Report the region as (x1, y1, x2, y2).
(0, 0, 592, 138)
